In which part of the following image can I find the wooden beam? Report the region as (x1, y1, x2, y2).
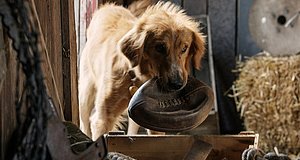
(61, 0, 79, 125)
(34, 0, 65, 120)
(69, 1, 80, 126)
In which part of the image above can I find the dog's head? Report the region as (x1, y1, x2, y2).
(119, 2, 205, 91)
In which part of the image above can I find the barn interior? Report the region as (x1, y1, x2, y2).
(0, 0, 299, 159)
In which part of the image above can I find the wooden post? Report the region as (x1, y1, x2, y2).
(61, 0, 79, 125)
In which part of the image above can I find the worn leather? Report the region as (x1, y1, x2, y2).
(128, 76, 214, 132)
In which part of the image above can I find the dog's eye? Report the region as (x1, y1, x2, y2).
(155, 43, 167, 54)
(181, 45, 188, 53)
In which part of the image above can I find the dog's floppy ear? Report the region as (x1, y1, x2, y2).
(118, 27, 147, 67)
(190, 32, 205, 70)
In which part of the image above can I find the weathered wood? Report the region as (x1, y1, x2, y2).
(0, 20, 6, 92)
(196, 134, 258, 160)
(34, 0, 65, 119)
(184, 0, 207, 15)
(61, 0, 72, 122)
(61, 0, 79, 125)
(107, 135, 200, 160)
(0, 32, 17, 160)
(0, 1, 80, 158)
(208, 0, 243, 134)
(69, 1, 80, 126)
(107, 134, 257, 160)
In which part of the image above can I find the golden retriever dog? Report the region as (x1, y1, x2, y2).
(79, 1, 205, 140)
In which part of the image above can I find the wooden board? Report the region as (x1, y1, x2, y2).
(107, 135, 210, 160)
(196, 134, 258, 160)
(0, 28, 17, 160)
(107, 134, 258, 160)
(34, 0, 65, 119)
(61, 0, 79, 125)
(0, 2, 79, 159)
(0, 19, 6, 92)
(208, 0, 244, 134)
(184, 0, 207, 15)
(34, 0, 79, 124)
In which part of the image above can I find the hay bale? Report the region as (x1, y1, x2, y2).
(232, 53, 300, 156)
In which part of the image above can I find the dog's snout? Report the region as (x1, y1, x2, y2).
(168, 78, 184, 90)
(167, 70, 185, 90)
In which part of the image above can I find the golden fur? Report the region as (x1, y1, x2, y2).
(78, 1, 205, 140)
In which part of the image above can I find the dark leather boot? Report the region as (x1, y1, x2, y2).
(128, 76, 214, 132)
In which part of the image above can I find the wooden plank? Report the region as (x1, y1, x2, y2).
(61, 0, 72, 122)
(68, 0, 80, 126)
(60, 0, 79, 125)
(196, 134, 257, 160)
(107, 135, 196, 160)
(208, 0, 244, 134)
(0, 19, 6, 92)
(0, 32, 17, 160)
(107, 134, 257, 160)
(34, 0, 64, 119)
(183, 0, 207, 15)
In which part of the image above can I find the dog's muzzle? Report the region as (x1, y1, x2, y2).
(128, 76, 214, 132)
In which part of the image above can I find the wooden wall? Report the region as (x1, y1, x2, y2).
(0, 1, 78, 159)
(33, 0, 78, 123)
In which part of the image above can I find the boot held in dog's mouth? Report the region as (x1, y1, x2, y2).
(128, 76, 214, 132)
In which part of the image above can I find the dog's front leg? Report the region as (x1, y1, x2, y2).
(90, 89, 128, 140)
(90, 112, 114, 140)
(90, 90, 114, 140)
(78, 77, 96, 138)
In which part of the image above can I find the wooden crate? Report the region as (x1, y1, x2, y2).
(106, 133, 259, 160)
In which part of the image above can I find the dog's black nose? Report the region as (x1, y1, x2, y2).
(168, 79, 184, 90)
